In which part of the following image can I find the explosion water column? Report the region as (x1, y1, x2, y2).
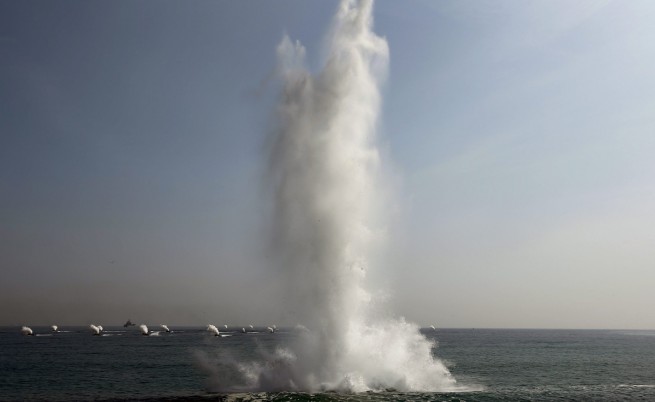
(264, 0, 457, 392)
(198, 0, 457, 392)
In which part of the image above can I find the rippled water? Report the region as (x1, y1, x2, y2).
(2, 327, 655, 400)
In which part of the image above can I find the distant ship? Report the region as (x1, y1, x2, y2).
(123, 319, 136, 328)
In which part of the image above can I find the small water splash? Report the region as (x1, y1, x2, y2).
(207, 325, 220, 337)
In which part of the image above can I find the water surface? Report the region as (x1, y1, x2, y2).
(2, 327, 654, 400)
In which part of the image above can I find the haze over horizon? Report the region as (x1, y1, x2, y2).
(2, 0, 655, 330)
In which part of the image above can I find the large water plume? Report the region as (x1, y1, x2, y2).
(203, 0, 456, 393)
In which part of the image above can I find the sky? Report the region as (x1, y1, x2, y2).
(1, 0, 654, 329)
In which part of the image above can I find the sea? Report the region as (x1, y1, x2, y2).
(2, 327, 655, 401)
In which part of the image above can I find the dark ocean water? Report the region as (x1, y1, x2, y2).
(2, 327, 655, 401)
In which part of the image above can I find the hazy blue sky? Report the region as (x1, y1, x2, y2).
(2, 0, 654, 328)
